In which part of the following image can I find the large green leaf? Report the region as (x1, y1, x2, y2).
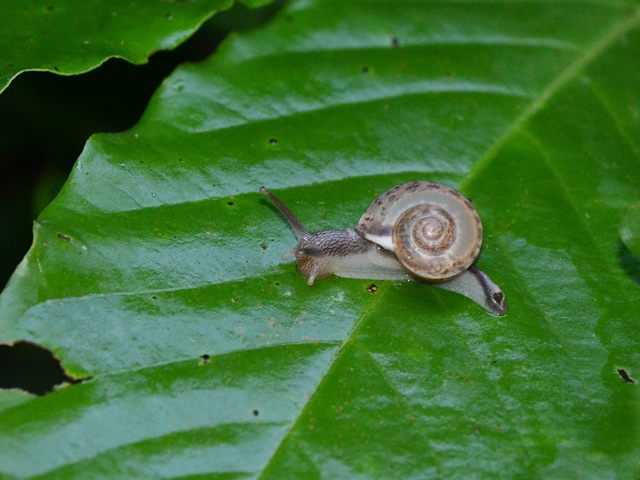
(2, 0, 640, 477)
(1, 0, 271, 94)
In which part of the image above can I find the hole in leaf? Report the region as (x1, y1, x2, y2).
(269, 138, 278, 145)
(0, 341, 81, 396)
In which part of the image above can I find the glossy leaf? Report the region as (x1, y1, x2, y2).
(1, 0, 640, 478)
(0, 0, 270, 93)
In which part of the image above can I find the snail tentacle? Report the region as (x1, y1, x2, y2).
(260, 187, 308, 241)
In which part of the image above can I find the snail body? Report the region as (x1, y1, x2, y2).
(259, 182, 507, 315)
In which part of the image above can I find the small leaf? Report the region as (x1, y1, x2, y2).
(621, 202, 640, 259)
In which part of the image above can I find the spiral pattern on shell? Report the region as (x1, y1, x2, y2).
(356, 181, 482, 280)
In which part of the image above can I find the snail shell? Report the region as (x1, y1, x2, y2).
(357, 181, 482, 280)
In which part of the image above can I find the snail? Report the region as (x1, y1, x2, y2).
(259, 181, 507, 315)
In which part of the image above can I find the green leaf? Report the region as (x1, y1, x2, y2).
(0, 0, 271, 94)
(2, 0, 640, 478)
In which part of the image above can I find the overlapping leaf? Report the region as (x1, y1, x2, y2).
(0, 0, 271, 93)
(622, 202, 640, 259)
(1, 0, 639, 478)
